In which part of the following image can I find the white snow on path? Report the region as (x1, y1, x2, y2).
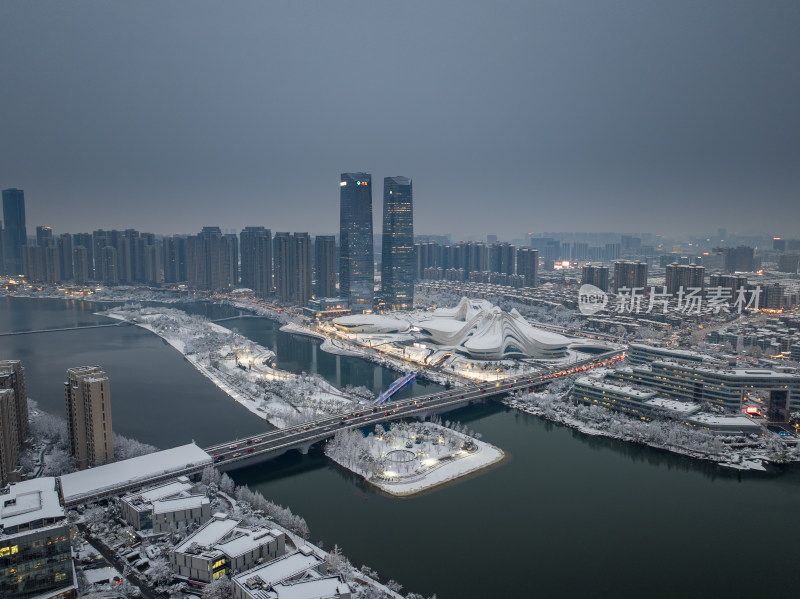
(372, 439, 505, 496)
(102, 308, 356, 429)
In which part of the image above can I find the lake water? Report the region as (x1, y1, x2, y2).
(1, 296, 799, 598)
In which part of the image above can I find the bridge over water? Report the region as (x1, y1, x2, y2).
(206, 350, 625, 472)
(57, 350, 623, 506)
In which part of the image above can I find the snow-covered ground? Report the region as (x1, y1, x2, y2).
(326, 421, 505, 496)
(103, 306, 359, 428)
(505, 387, 799, 471)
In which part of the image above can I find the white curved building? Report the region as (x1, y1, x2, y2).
(332, 314, 411, 334)
(413, 298, 569, 359)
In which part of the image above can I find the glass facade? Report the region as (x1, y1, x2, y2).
(2, 188, 27, 275)
(381, 176, 414, 309)
(0, 526, 75, 599)
(339, 173, 373, 310)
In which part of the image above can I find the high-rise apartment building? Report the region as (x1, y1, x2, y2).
(186, 227, 238, 291)
(72, 246, 90, 284)
(613, 261, 648, 291)
(339, 173, 373, 311)
(489, 243, 515, 276)
(2, 188, 27, 275)
(72, 233, 94, 279)
(273, 232, 291, 303)
(272, 232, 311, 306)
(99, 245, 119, 286)
(163, 236, 187, 283)
(240, 227, 273, 298)
(665, 263, 705, 295)
(291, 233, 312, 307)
(777, 253, 799, 274)
(36, 226, 54, 247)
(0, 478, 76, 599)
(0, 389, 21, 487)
(0, 362, 27, 487)
(64, 366, 114, 469)
(57, 234, 73, 281)
(314, 235, 336, 298)
(381, 176, 414, 310)
(581, 264, 609, 292)
(517, 248, 539, 288)
(414, 241, 440, 279)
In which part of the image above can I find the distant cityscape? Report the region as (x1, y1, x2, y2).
(3, 177, 800, 599)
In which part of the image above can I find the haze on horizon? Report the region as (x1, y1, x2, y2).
(1, 1, 798, 239)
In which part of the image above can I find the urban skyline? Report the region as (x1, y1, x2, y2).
(2, 2, 799, 237)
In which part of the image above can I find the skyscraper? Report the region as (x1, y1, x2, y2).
(581, 264, 609, 292)
(339, 173, 373, 311)
(36, 225, 54, 247)
(291, 232, 312, 307)
(272, 232, 311, 306)
(186, 227, 238, 291)
(613, 261, 648, 291)
(240, 227, 273, 297)
(489, 242, 515, 276)
(2, 188, 27, 275)
(314, 235, 336, 298)
(0, 361, 27, 487)
(65, 366, 114, 469)
(163, 236, 187, 283)
(273, 232, 291, 302)
(381, 176, 414, 310)
(665, 263, 705, 295)
(517, 248, 539, 288)
(73, 245, 90, 284)
(58, 233, 73, 281)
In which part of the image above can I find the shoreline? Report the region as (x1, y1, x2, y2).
(101, 308, 355, 429)
(504, 397, 773, 472)
(371, 442, 506, 497)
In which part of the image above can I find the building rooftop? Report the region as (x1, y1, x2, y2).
(643, 397, 701, 415)
(123, 479, 193, 507)
(235, 550, 323, 589)
(0, 477, 64, 536)
(267, 577, 351, 599)
(175, 514, 238, 554)
(151, 494, 208, 515)
(215, 527, 282, 558)
(59, 443, 211, 504)
(688, 414, 761, 429)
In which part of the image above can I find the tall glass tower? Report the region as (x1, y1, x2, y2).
(381, 176, 414, 310)
(2, 188, 27, 275)
(339, 173, 373, 310)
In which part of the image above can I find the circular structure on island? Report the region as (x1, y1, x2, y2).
(384, 449, 418, 475)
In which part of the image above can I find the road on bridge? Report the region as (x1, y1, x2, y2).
(206, 351, 625, 468)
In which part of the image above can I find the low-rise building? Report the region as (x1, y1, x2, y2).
(613, 360, 800, 421)
(0, 478, 76, 599)
(233, 545, 350, 599)
(120, 477, 210, 533)
(170, 514, 286, 583)
(573, 376, 701, 420)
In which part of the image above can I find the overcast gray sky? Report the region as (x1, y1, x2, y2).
(1, 1, 798, 239)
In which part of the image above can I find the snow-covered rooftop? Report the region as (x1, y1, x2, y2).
(0, 477, 64, 535)
(267, 577, 351, 599)
(216, 527, 280, 558)
(175, 515, 238, 554)
(126, 480, 193, 505)
(688, 414, 762, 430)
(643, 397, 701, 415)
(234, 550, 323, 589)
(59, 444, 211, 504)
(152, 495, 209, 515)
(575, 376, 656, 399)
